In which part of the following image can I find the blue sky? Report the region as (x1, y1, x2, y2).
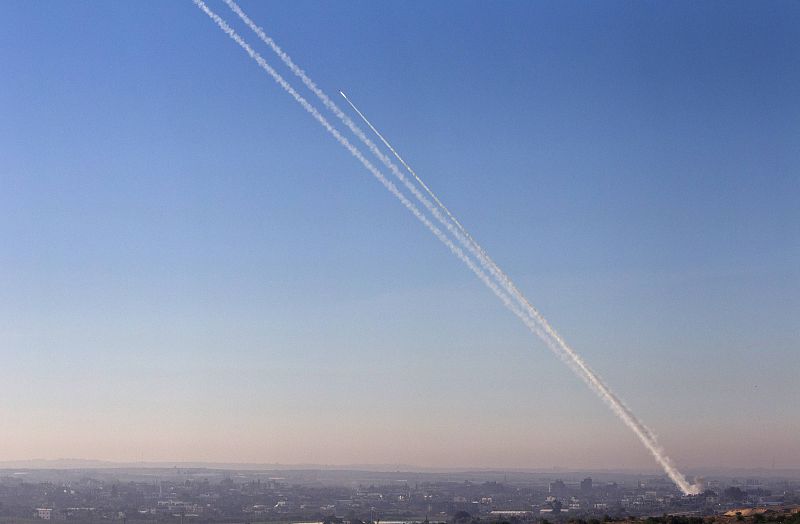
(1, 1, 798, 470)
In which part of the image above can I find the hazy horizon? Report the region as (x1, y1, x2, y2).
(3, 458, 800, 477)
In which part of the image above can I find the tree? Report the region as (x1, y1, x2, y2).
(453, 511, 472, 524)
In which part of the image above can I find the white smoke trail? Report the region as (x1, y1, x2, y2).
(189, 0, 530, 335)
(190, 1, 596, 400)
(221, 0, 699, 495)
(216, 1, 630, 424)
(195, 0, 699, 495)
(337, 94, 698, 495)
(217, 0, 589, 361)
(220, 0, 564, 343)
(219, 0, 506, 297)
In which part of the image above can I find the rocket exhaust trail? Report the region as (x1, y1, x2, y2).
(216, 3, 613, 428)
(190, 2, 587, 413)
(197, 0, 699, 495)
(337, 91, 698, 495)
(215, 0, 563, 350)
(189, 0, 529, 338)
(339, 90, 476, 250)
(217, 0, 568, 370)
(219, 0, 505, 291)
(219, 0, 631, 374)
(228, 1, 699, 494)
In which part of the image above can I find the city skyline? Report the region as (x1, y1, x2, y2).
(3, 464, 798, 522)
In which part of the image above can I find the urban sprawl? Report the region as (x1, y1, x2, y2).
(1, 468, 798, 523)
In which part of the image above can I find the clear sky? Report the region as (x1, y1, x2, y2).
(1, 1, 798, 471)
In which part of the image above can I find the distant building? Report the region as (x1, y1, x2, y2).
(549, 480, 566, 496)
(490, 511, 532, 518)
(35, 508, 53, 520)
(581, 478, 593, 493)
